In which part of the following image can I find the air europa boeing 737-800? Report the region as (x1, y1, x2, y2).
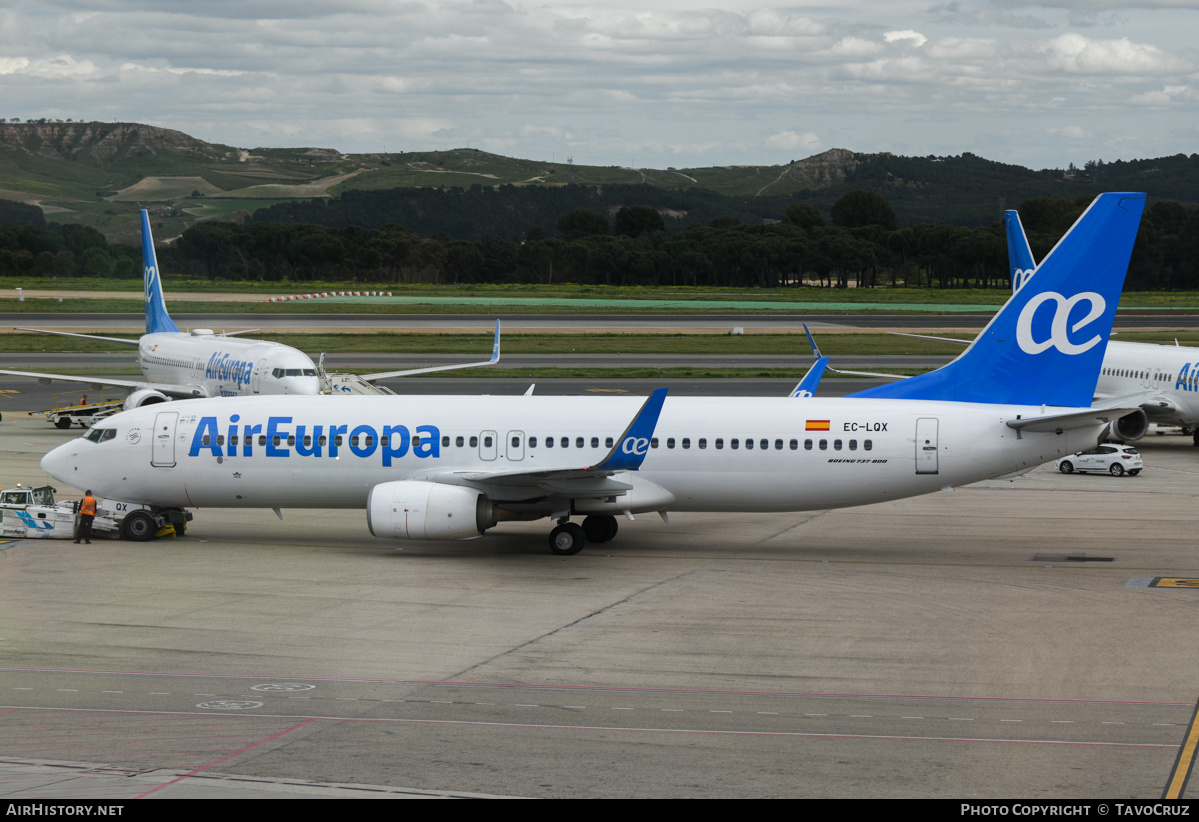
(0, 210, 500, 412)
(41, 193, 1147, 555)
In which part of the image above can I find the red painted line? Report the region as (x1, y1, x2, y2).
(0, 709, 20, 719)
(0, 666, 1190, 706)
(134, 718, 316, 799)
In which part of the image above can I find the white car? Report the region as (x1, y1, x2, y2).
(1056, 444, 1143, 477)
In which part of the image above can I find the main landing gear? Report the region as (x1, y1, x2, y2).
(547, 514, 619, 556)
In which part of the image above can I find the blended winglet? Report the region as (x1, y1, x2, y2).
(142, 209, 180, 334)
(588, 388, 668, 472)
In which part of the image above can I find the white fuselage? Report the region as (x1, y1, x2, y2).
(1098, 340, 1199, 426)
(42, 395, 1102, 515)
(137, 332, 320, 398)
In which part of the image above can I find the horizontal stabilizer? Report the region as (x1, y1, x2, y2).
(1005, 399, 1149, 433)
(14, 328, 139, 346)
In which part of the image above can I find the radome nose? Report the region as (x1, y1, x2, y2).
(40, 441, 75, 484)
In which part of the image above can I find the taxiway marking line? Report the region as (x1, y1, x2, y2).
(1, 666, 1191, 706)
(0, 704, 1179, 749)
(1163, 695, 1199, 799)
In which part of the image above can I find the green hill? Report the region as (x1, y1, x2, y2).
(1, 121, 1197, 240)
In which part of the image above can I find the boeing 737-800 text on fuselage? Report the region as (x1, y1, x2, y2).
(41, 194, 1147, 555)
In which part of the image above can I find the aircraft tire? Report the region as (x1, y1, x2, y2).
(1059, 461, 1073, 474)
(121, 511, 156, 542)
(549, 522, 586, 556)
(582, 515, 618, 544)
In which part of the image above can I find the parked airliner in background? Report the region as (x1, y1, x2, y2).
(1008, 209, 1199, 445)
(0, 210, 499, 413)
(42, 193, 1147, 555)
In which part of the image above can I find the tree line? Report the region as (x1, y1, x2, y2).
(0, 192, 1195, 291)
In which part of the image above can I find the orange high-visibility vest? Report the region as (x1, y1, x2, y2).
(80, 495, 97, 517)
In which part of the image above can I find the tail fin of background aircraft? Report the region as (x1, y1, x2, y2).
(142, 209, 180, 334)
(1005, 209, 1037, 294)
(850, 192, 1145, 408)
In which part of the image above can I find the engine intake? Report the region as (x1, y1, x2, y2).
(123, 388, 171, 410)
(1102, 409, 1149, 443)
(366, 480, 494, 540)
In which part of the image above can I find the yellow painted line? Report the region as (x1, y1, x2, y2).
(1163, 696, 1199, 799)
(1152, 578, 1199, 589)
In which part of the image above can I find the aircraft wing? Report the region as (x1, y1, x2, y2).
(0, 368, 206, 399)
(407, 389, 668, 501)
(14, 328, 139, 346)
(888, 331, 970, 346)
(360, 320, 500, 381)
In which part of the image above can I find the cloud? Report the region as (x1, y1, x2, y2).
(1042, 32, 1189, 74)
(1048, 125, 1088, 139)
(1130, 85, 1195, 105)
(884, 30, 927, 47)
(0, 2, 1196, 170)
(765, 130, 821, 151)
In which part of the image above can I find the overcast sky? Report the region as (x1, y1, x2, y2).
(1, 1, 1196, 171)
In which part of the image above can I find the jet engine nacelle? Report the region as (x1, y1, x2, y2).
(366, 480, 494, 540)
(1102, 409, 1149, 443)
(123, 388, 171, 410)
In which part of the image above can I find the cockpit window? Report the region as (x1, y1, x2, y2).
(272, 368, 315, 378)
(83, 428, 116, 443)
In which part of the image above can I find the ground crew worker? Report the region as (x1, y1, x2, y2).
(75, 490, 97, 544)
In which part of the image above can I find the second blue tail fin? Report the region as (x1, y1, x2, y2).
(142, 210, 179, 334)
(851, 192, 1145, 408)
(1005, 209, 1037, 294)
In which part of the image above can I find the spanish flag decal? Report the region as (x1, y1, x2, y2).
(805, 420, 830, 431)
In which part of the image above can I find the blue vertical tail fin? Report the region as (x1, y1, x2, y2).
(851, 192, 1145, 408)
(142, 210, 179, 334)
(1005, 209, 1037, 294)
